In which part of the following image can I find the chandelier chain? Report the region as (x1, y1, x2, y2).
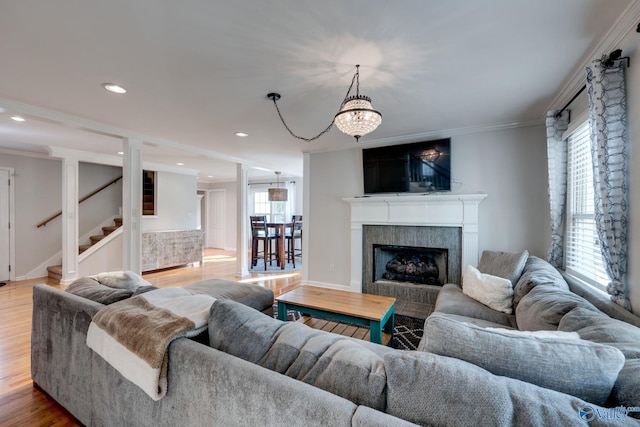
(269, 66, 359, 142)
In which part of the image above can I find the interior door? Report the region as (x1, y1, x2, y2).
(0, 169, 10, 281)
(206, 190, 225, 249)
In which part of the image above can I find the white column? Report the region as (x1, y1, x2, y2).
(302, 153, 311, 283)
(236, 163, 249, 277)
(122, 138, 143, 274)
(61, 157, 79, 284)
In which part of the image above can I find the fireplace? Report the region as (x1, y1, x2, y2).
(362, 224, 460, 305)
(373, 245, 448, 286)
(343, 193, 487, 301)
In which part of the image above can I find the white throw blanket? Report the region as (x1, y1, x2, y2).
(86, 288, 216, 400)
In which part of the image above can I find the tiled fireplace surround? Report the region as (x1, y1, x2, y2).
(343, 193, 487, 318)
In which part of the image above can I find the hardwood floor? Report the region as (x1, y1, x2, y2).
(0, 249, 302, 426)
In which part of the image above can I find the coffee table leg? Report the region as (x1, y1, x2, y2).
(277, 302, 288, 321)
(369, 320, 382, 344)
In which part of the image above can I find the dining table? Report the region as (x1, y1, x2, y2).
(266, 222, 292, 269)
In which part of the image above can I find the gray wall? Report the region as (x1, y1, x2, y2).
(305, 124, 550, 288)
(0, 153, 122, 277)
(142, 171, 198, 232)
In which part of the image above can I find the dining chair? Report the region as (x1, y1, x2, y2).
(250, 215, 280, 270)
(286, 215, 303, 268)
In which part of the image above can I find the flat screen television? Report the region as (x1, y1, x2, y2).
(362, 138, 451, 194)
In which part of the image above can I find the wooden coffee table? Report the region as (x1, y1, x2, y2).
(276, 285, 396, 345)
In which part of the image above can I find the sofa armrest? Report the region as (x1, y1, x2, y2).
(31, 284, 103, 425)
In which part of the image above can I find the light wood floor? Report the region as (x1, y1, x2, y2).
(0, 249, 302, 426)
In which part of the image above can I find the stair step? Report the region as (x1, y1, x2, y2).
(114, 218, 123, 227)
(79, 244, 92, 254)
(47, 265, 62, 281)
(90, 235, 106, 244)
(102, 226, 118, 235)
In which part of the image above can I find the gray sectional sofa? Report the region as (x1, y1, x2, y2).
(31, 259, 640, 426)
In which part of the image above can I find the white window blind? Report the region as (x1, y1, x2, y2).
(565, 121, 609, 288)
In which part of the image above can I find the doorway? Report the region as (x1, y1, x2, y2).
(0, 167, 15, 282)
(206, 189, 225, 249)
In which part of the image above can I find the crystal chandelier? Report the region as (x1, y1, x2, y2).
(267, 65, 382, 142)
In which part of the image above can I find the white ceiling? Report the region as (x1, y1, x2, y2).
(0, 0, 636, 182)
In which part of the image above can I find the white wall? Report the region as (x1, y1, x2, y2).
(142, 171, 198, 232)
(305, 124, 549, 288)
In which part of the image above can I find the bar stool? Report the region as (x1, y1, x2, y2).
(250, 215, 280, 270)
(286, 215, 303, 267)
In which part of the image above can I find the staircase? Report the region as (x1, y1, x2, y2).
(47, 218, 122, 281)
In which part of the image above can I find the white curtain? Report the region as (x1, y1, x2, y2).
(546, 110, 570, 268)
(585, 58, 631, 310)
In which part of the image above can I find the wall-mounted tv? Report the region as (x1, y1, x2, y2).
(362, 138, 451, 194)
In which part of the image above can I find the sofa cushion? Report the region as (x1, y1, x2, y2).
(421, 312, 625, 405)
(417, 312, 514, 351)
(477, 249, 529, 286)
(558, 306, 640, 414)
(512, 256, 570, 309)
(208, 299, 387, 410)
(383, 350, 630, 427)
(184, 279, 274, 312)
(516, 285, 599, 331)
(462, 265, 514, 314)
(558, 307, 640, 347)
(609, 360, 640, 419)
(434, 283, 516, 327)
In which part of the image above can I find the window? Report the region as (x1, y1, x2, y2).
(142, 170, 156, 216)
(564, 121, 608, 288)
(252, 190, 271, 219)
(249, 182, 295, 222)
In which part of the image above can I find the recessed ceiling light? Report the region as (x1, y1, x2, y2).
(176, 162, 184, 166)
(117, 151, 124, 155)
(102, 83, 127, 94)
(235, 132, 249, 137)
(10, 116, 26, 122)
(208, 175, 213, 178)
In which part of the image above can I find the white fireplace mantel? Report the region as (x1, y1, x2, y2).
(343, 193, 488, 293)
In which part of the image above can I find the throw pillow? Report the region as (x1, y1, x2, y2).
(91, 271, 153, 291)
(66, 276, 135, 304)
(462, 265, 514, 314)
(515, 285, 599, 331)
(512, 256, 570, 309)
(477, 249, 529, 286)
(421, 312, 625, 405)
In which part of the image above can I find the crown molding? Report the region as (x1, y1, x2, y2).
(303, 118, 544, 154)
(547, 0, 640, 112)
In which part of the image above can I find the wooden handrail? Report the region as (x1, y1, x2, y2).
(37, 176, 123, 228)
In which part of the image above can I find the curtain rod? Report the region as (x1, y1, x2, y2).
(248, 181, 296, 186)
(555, 50, 630, 118)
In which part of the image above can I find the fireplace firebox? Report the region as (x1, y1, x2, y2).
(373, 245, 448, 286)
